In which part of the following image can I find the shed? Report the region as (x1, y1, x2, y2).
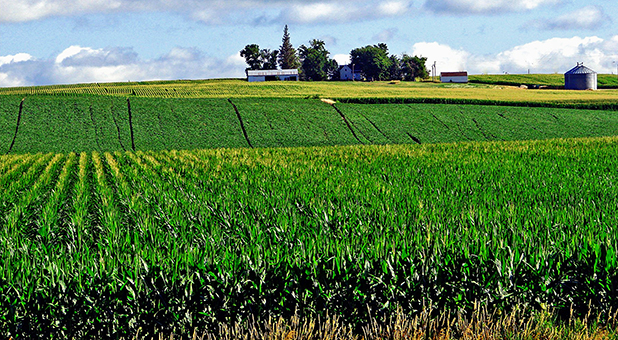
(339, 65, 363, 81)
(440, 71, 468, 83)
(565, 63, 597, 90)
(246, 69, 299, 82)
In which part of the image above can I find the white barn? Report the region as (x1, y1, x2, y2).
(246, 69, 299, 82)
(440, 71, 468, 83)
(339, 65, 363, 81)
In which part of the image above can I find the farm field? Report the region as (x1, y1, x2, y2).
(1, 137, 618, 338)
(2, 96, 618, 153)
(1, 77, 618, 338)
(1, 77, 618, 106)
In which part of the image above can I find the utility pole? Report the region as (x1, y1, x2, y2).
(432, 61, 437, 82)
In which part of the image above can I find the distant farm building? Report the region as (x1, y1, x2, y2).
(339, 65, 363, 81)
(565, 63, 597, 90)
(440, 72, 468, 83)
(246, 69, 299, 82)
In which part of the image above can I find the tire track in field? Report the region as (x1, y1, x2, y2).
(110, 104, 126, 151)
(472, 118, 503, 141)
(497, 112, 542, 134)
(89, 105, 102, 151)
(7, 97, 25, 155)
(453, 109, 473, 141)
(357, 111, 392, 143)
(331, 104, 364, 144)
(127, 98, 136, 151)
(406, 133, 422, 144)
(227, 99, 253, 148)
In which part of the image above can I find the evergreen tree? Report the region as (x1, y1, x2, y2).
(278, 25, 300, 70)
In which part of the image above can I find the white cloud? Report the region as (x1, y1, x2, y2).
(412, 42, 470, 72)
(277, 1, 411, 24)
(333, 54, 351, 66)
(527, 6, 609, 30)
(424, 0, 562, 14)
(411, 35, 618, 75)
(0, 46, 245, 87)
(0, 53, 35, 66)
(0, 0, 413, 24)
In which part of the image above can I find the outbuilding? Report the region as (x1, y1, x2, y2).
(246, 69, 299, 82)
(440, 71, 468, 83)
(565, 63, 597, 90)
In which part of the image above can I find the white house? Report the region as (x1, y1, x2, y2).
(339, 65, 363, 81)
(246, 69, 299, 82)
(440, 71, 468, 83)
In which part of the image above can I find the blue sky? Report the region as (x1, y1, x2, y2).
(1, 0, 617, 86)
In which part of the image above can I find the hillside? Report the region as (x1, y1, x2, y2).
(2, 95, 618, 153)
(470, 73, 618, 88)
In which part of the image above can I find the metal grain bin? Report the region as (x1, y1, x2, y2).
(565, 63, 597, 90)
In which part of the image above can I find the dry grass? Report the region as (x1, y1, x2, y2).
(130, 305, 618, 340)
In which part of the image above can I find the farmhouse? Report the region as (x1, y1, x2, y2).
(339, 65, 363, 81)
(440, 71, 468, 83)
(565, 63, 597, 90)
(246, 69, 299, 82)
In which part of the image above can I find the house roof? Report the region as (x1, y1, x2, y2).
(246, 69, 299, 76)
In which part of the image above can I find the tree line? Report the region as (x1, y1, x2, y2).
(240, 26, 428, 82)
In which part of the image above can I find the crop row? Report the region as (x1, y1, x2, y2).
(1, 137, 618, 338)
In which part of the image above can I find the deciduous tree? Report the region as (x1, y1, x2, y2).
(298, 39, 338, 81)
(350, 44, 392, 81)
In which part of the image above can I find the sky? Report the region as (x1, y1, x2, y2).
(0, 0, 617, 87)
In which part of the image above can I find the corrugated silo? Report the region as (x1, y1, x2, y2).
(564, 63, 597, 90)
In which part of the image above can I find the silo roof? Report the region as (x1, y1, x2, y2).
(565, 64, 597, 75)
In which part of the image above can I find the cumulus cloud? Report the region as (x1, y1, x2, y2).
(423, 0, 562, 14)
(276, 1, 411, 24)
(0, 0, 413, 24)
(526, 6, 610, 30)
(333, 54, 351, 66)
(411, 35, 618, 75)
(0, 45, 246, 87)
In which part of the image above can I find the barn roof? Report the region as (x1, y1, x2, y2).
(246, 69, 299, 76)
(441, 72, 468, 77)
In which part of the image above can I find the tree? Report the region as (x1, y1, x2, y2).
(261, 49, 279, 70)
(401, 54, 428, 81)
(240, 44, 263, 70)
(240, 45, 280, 70)
(388, 54, 402, 80)
(298, 39, 338, 81)
(278, 25, 300, 70)
(350, 44, 393, 81)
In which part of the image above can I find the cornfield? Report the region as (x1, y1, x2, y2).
(1, 137, 618, 338)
